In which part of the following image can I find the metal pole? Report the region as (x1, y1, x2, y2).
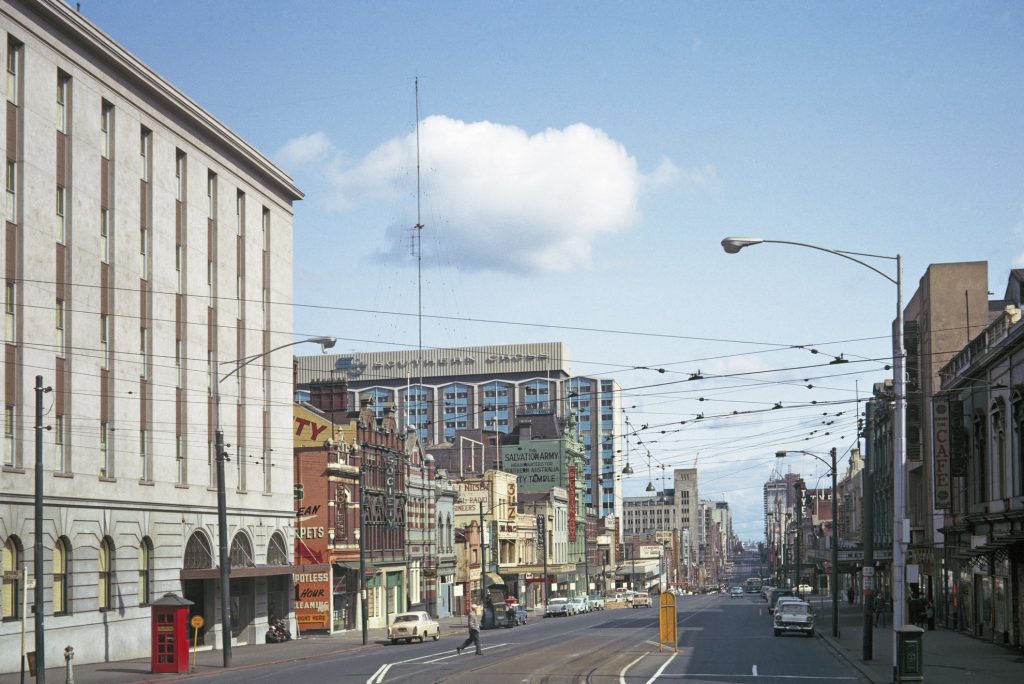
(359, 463, 368, 645)
(584, 527, 590, 595)
(862, 401, 875, 660)
(542, 517, 549, 606)
(794, 481, 802, 596)
(214, 426, 231, 668)
(34, 376, 45, 684)
(892, 254, 907, 678)
(831, 447, 839, 638)
(479, 501, 487, 608)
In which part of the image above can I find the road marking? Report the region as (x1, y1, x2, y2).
(620, 653, 647, 684)
(366, 663, 391, 684)
(752, 664, 758, 676)
(641, 675, 857, 680)
(415, 643, 509, 664)
(645, 652, 677, 684)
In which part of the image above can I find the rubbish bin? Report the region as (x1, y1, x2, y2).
(895, 624, 924, 682)
(151, 593, 194, 674)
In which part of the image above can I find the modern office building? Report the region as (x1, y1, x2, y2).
(621, 467, 700, 585)
(0, 1, 300, 670)
(295, 343, 624, 519)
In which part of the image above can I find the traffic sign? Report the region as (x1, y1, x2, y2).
(190, 615, 204, 629)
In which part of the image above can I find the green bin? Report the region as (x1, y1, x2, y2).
(895, 624, 925, 682)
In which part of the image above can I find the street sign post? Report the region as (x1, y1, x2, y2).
(659, 592, 677, 652)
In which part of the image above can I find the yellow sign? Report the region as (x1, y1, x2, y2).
(293, 405, 354, 448)
(190, 615, 204, 629)
(659, 592, 677, 652)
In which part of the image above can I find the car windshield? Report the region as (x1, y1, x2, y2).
(394, 615, 419, 623)
(549, 598, 567, 604)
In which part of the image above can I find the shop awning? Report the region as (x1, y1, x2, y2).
(484, 572, 504, 586)
(180, 563, 322, 581)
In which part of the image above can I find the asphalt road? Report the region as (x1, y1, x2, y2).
(202, 592, 864, 683)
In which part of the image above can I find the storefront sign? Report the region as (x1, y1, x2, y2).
(294, 571, 331, 630)
(537, 515, 546, 549)
(568, 465, 577, 542)
(501, 445, 564, 489)
(932, 398, 952, 509)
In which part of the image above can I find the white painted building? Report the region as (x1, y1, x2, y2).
(0, 0, 299, 671)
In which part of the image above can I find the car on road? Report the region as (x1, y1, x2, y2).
(387, 611, 440, 644)
(774, 596, 808, 613)
(767, 587, 794, 613)
(796, 584, 814, 595)
(774, 601, 815, 637)
(588, 594, 606, 610)
(729, 586, 745, 598)
(545, 597, 573, 617)
(569, 596, 590, 614)
(632, 592, 652, 608)
(511, 605, 529, 625)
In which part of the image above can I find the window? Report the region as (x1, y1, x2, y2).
(175, 244, 183, 294)
(262, 207, 269, 250)
(53, 537, 69, 615)
(4, 282, 14, 343)
(6, 39, 20, 105)
(100, 208, 109, 263)
(55, 299, 64, 357)
(3, 405, 13, 466)
(207, 352, 215, 396)
(5, 160, 15, 223)
(54, 414, 65, 471)
(99, 421, 109, 477)
(99, 314, 109, 369)
(139, 128, 151, 181)
(139, 429, 149, 480)
(98, 537, 113, 611)
(207, 172, 216, 220)
(176, 434, 186, 485)
(140, 226, 148, 278)
(2, 536, 21, 619)
(236, 191, 244, 235)
(138, 538, 153, 606)
(139, 327, 148, 377)
(175, 150, 185, 202)
(56, 185, 66, 242)
(101, 102, 113, 159)
(56, 73, 69, 132)
(207, 260, 215, 306)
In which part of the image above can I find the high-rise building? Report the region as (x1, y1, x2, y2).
(295, 343, 624, 519)
(621, 467, 699, 584)
(0, 1, 300, 670)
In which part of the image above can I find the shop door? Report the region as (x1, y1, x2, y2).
(183, 579, 206, 645)
(230, 578, 254, 640)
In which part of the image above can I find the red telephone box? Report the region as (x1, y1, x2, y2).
(151, 593, 194, 673)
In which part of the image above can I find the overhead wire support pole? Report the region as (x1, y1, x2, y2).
(34, 376, 47, 684)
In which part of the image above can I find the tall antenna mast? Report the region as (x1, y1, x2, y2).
(414, 78, 424, 440)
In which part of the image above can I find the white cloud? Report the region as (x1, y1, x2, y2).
(301, 116, 680, 273)
(276, 131, 333, 168)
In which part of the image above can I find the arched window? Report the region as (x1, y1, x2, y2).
(53, 536, 70, 615)
(267, 533, 288, 566)
(2, 536, 23, 619)
(98, 536, 114, 611)
(229, 533, 254, 568)
(183, 532, 214, 569)
(138, 537, 154, 606)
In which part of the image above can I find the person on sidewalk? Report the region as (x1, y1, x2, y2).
(925, 599, 935, 631)
(456, 605, 483, 655)
(847, 586, 855, 606)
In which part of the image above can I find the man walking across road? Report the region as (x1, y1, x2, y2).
(456, 605, 483, 655)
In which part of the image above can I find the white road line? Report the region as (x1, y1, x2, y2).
(620, 653, 647, 684)
(366, 663, 390, 684)
(752, 664, 758, 676)
(641, 675, 857, 680)
(645, 653, 677, 684)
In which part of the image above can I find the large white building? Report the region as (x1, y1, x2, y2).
(295, 343, 625, 520)
(0, 1, 299, 671)
(621, 468, 700, 583)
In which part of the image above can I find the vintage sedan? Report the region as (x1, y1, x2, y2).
(387, 611, 441, 644)
(774, 602, 815, 637)
(545, 597, 573, 617)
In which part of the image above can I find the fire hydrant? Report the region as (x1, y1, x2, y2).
(64, 645, 74, 684)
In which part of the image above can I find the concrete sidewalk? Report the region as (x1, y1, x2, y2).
(0, 615, 476, 684)
(811, 596, 1024, 683)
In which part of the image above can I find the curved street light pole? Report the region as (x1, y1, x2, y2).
(214, 335, 335, 667)
(724, 237, 905, 667)
(778, 448, 840, 638)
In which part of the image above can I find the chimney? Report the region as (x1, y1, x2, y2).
(308, 379, 349, 414)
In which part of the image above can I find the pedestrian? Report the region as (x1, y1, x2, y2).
(847, 586, 855, 606)
(456, 605, 482, 656)
(925, 599, 935, 631)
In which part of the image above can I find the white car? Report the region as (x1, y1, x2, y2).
(588, 594, 606, 610)
(632, 592, 652, 608)
(569, 596, 589, 614)
(387, 611, 440, 644)
(545, 597, 572, 617)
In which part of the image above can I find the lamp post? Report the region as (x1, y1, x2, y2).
(793, 481, 803, 598)
(214, 335, 335, 666)
(723, 237, 905, 659)
(357, 464, 368, 645)
(778, 448, 840, 638)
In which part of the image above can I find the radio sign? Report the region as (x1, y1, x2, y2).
(536, 514, 546, 549)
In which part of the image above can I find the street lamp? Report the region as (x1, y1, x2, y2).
(214, 335, 335, 666)
(778, 448, 840, 638)
(722, 237, 906, 657)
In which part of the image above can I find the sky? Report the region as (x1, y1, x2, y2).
(81, 0, 1023, 540)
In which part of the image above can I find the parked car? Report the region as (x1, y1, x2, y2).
(767, 587, 794, 614)
(761, 586, 775, 601)
(569, 596, 589, 614)
(796, 584, 814, 595)
(588, 594, 606, 610)
(545, 597, 572, 617)
(774, 601, 815, 637)
(387, 611, 440, 644)
(775, 597, 808, 613)
(632, 592, 652, 608)
(729, 586, 745, 598)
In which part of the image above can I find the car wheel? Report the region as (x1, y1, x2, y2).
(773, 630, 780, 637)
(807, 630, 814, 638)
(406, 638, 412, 644)
(391, 638, 398, 645)
(433, 632, 440, 641)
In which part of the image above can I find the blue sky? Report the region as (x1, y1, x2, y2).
(83, 0, 1022, 538)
